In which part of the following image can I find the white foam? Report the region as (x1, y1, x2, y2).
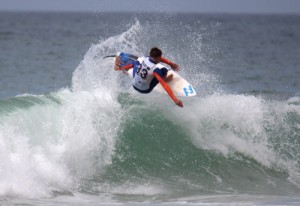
(0, 20, 143, 198)
(0, 86, 124, 198)
(164, 92, 300, 186)
(59, 89, 123, 178)
(72, 20, 142, 93)
(0, 96, 71, 198)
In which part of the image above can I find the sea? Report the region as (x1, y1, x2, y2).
(0, 11, 300, 206)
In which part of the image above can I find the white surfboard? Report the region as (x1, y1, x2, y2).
(126, 57, 196, 97)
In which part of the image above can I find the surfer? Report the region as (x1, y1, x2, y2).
(116, 47, 183, 107)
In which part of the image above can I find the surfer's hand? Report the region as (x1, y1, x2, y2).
(114, 64, 121, 70)
(175, 99, 183, 107)
(171, 63, 180, 72)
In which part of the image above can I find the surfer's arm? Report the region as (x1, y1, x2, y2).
(153, 72, 183, 107)
(160, 57, 180, 72)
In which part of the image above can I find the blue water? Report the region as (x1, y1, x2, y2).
(0, 12, 300, 205)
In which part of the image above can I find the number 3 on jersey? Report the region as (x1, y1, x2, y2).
(137, 64, 148, 79)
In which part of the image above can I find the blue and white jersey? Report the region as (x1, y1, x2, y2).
(132, 57, 158, 91)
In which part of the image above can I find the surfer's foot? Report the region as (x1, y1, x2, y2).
(164, 74, 173, 82)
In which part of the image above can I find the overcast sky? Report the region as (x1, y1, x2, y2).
(1, 0, 300, 14)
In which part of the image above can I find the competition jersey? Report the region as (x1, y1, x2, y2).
(132, 57, 159, 91)
(117, 52, 180, 105)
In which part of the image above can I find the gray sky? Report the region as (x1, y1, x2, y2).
(1, 0, 300, 14)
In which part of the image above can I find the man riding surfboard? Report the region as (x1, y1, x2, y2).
(115, 47, 183, 107)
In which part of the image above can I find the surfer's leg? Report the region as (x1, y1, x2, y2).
(133, 85, 151, 93)
(160, 67, 168, 76)
(147, 67, 169, 92)
(148, 78, 159, 92)
(164, 74, 173, 82)
(140, 68, 171, 93)
(160, 67, 173, 82)
(114, 56, 121, 70)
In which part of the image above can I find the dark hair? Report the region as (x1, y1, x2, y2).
(150, 47, 162, 58)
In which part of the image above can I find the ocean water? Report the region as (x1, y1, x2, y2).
(0, 12, 300, 205)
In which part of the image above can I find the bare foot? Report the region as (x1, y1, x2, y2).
(164, 74, 173, 82)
